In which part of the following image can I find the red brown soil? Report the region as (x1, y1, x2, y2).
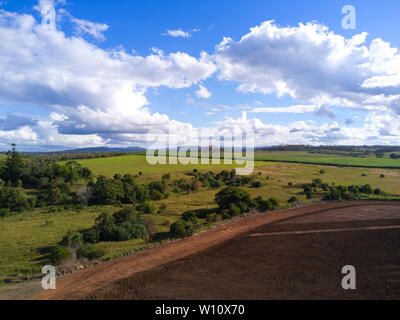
(32, 201, 400, 300)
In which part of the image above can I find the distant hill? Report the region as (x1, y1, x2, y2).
(55, 147, 146, 154)
(16, 146, 146, 156)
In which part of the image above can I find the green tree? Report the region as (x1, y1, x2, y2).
(215, 187, 253, 213)
(2, 144, 24, 183)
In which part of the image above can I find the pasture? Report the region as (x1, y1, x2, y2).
(1, 155, 399, 280)
(254, 151, 400, 168)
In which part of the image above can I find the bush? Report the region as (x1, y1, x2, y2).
(287, 196, 298, 203)
(170, 219, 197, 238)
(76, 244, 105, 260)
(360, 184, 373, 194)
(228, 203, 242, 216)
(0, 187, 29, 212)
(269, 197, 279, 208)
(49, 246, 72, 264)
(0, 208, 10, 217)
(61, 231, 83, 248)
(374, 188, 382, 195)
(206, 213, 217, 223)
(83, 229, 100, 244)
(136, 201, 159, 215)
(170, 220, 186, 238)
(251, 181, 262, 188)
(215, 187, 254, 214)
(181, 211, 198, 224)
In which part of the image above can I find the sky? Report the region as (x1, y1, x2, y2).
(0, 0, 400, 151)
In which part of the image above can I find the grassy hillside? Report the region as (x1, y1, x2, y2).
(254, 151, 400, 168)
(1, 160, 399, 280)
(62, 154, 264, 179)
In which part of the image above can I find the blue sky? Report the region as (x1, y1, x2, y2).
(0, 0, 399, 150)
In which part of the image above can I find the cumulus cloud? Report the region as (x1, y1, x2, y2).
(162, 28, 199, 38)
(195, 85, 212, 99)
(0, 8, 216, 145)
(252, 105, 317, 113)
(2, 4, 400, 150)
(163, 29, 191, 38)
(58, 9, 109, 41)
(215, 21, 400, 116)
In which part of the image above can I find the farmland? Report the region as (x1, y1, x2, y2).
(254, 151, 400, 168)
(1, 151, 400, 281)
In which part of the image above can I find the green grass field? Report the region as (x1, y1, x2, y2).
(1, 153, 400, 280)
(62, 154, 264, 180)
(254, 151, 400, 168)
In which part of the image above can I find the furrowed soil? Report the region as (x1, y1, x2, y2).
(31, 201, 400, 300)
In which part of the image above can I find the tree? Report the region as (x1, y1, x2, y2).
(2, 144, 24, 183)
(49, 246, 72, 264)
(170, 219, 197, 238)
(215, 187, 254, 213)
(136, 201, 159, 214)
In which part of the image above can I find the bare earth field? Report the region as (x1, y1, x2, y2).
(31, 201, 400, 300)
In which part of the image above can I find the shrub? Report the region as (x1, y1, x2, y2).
(360, 184, 373, 194)
(287, 196, 298, 203)
(374, 188, 382, 195)
(76, 244, 105, 260)
(49, 246, 72, 264)
(170, 220, 186, 238)
(136, 201, 159, 215)
(0, 208, 10, 217)
(181, 211, 198, 224)
(170, 219, 197, 238)
(61, 231, 83, 248)
(215, 187, 254, 214)
(251, 181, 262, 188)
(206, 213, 217, 223)
(228, 203, 242, 216)
(0, 187, 29, 212)
(83, 229, 100, 244)
(268, 197, 279, 208)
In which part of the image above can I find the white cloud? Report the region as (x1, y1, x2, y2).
(59, 9, 109, 41)
(0, 8, 216, 143)
(215, 21, 400, 116)
(2, 5, 400, 149)
(252, 105, 317, 113)
(195, 85, 212, 99)
(163, 29, 191, 38)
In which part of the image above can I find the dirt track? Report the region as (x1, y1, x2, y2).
(32, 201, 400, 300)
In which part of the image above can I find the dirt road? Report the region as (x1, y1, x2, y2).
(32, 201, 400, 300)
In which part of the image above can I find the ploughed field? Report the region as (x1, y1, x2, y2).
(85, 203, 400, 300)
